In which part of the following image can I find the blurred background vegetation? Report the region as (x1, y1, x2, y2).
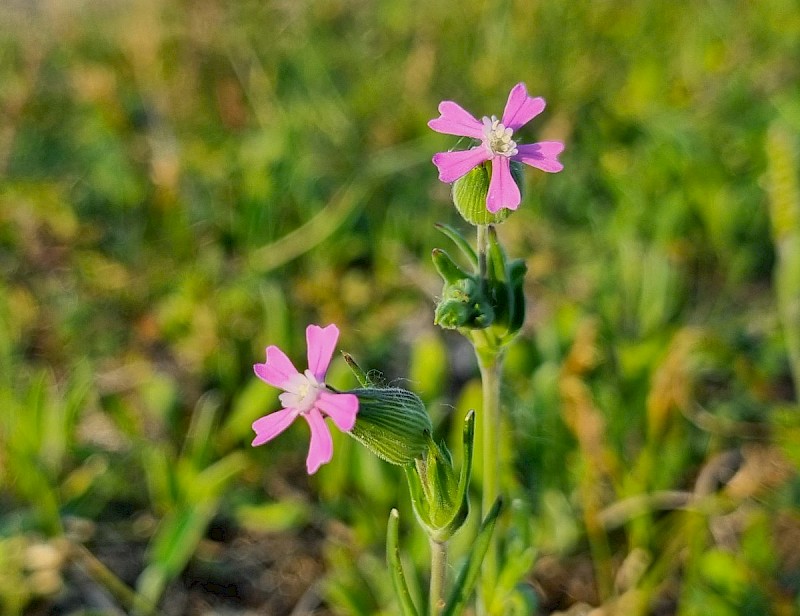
(1, 0, 799, 614)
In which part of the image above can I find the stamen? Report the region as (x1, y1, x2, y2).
(279, 369, 323, 414)
(481, 115, 518, 157)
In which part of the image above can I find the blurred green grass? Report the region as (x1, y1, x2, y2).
(1, 0, 799, 614)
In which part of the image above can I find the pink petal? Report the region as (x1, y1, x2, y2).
(432, 147, 491, 183)
(486, 156, 521, 213)
(303, 409, 333, 474)
(306, 324, 339, 381)
(513, 142, 564, 173)
(501, 83, 545, 132)
(254, 346, 300, 389)
(251, 407, 299, 446)
(316, 391, 359, 432)
(428, 101, 485, 139)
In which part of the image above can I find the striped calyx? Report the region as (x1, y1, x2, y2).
(451, 162, 518, 226)
(347, 387, 432, 466)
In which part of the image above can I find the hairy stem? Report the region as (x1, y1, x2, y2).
(477, 351, 502, 614)
(473, 223, 503, 614)
(429, 538, 448, 615)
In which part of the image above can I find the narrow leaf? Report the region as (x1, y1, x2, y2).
(432, 249, 471, 285)
(435, 223, 479, 268)
(441, 497, 503, 616)
(341, 352, 371, 387)
(386, 509, 421, 616)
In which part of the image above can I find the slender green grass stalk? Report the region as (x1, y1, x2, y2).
(68, 542, 157, 615)
(249, 181, 367, 273)
(765, 123, 800, 399)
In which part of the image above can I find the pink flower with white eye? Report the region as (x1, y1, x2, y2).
(252, 324, 359, 474)
(428, 82, 564, 213)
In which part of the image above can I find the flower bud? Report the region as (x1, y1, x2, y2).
(451, 162, 522, 226)
(434, 277, 495, 330)
(347, 387, 432, 466)
(404, 411, 476, 541)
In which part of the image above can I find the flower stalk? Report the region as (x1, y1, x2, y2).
(476, 348, 502, 612)
(429, 538, 448, 615)
(431, 219, 526, 614)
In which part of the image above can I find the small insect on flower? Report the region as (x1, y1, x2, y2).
(429, 82, 564, 213)
(252, 324, 359, 474)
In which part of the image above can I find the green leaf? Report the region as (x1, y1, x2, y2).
(386, 509, 421, 616)
(189, 452, 247, 502)
(235, 500, 311, 533)
(183, 391, 222, 467)
(432, 249, 471, 285)
(434, 223, 478, 269)
(219, 377, 278, 448)
(441, 497, 503, 616)
(137, 502, 217, 606)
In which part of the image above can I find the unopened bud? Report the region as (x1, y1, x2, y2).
(405, 411, 476, 541)
(434, 278, 495, 330)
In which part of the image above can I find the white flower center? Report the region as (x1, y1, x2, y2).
(279, 369, 324, 414)
(482, 115, 518, 157)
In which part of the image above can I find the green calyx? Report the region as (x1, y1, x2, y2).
(405, 411, 475, 542)
(451, 161, 522, 226)
(341, 353, 433, 466)
(348, 387, 433, 466)
(339, 360, 476, 542)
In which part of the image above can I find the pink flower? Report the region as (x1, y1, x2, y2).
(428, 82, 564, 213)
(252, 324, 359, 474)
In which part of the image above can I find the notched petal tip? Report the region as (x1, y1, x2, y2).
(306, 323, 340, 380)
(513, 141, 565, 173)
(254, 345, 300, 389)
(251, 408, 298, 446)
(428, 100, 485, 139)
(509, 82, 528, 98)
(502, 82, 546, 131)
(485, 198, 519, 214)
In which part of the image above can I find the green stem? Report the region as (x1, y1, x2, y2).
(429, 538, 448, 615)
(474, 223, 503, 614)
(473, 223, 503, 615)
(477, 350, 502, 614)
(477, 224, 488, 288)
